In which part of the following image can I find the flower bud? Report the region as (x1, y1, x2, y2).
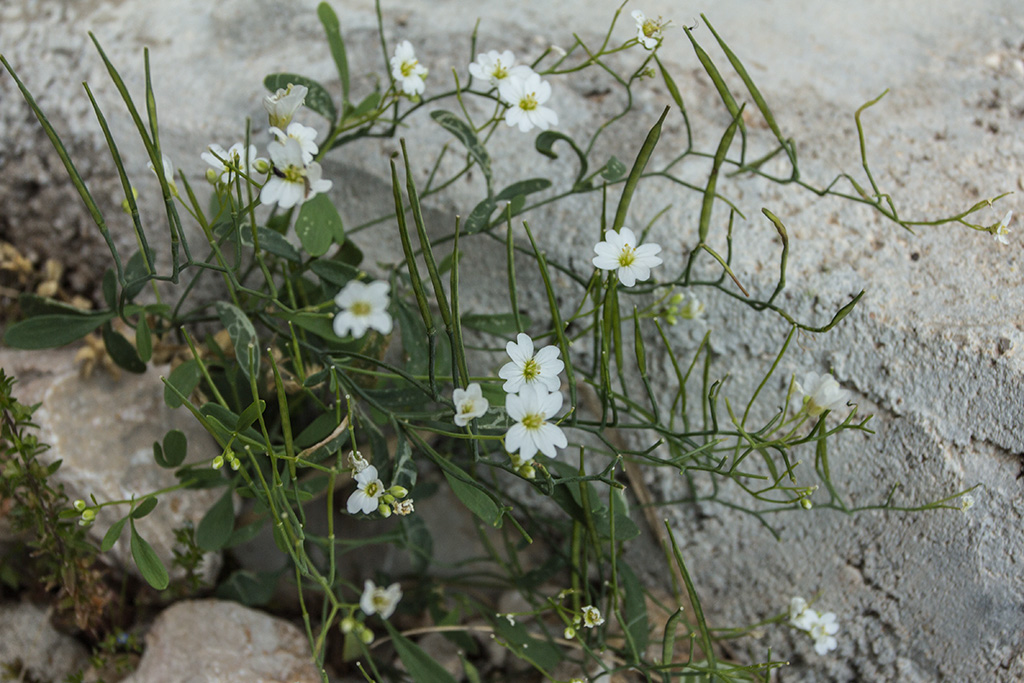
(389, 485, 409, 499)
(359, 625, 374, 644)
(212, 456, 224, 470)
(800, 498, 813, 510)
(205, 168, 220, 185)
(377, 503, 392, 518)
(73, 499, 87, 512)
(340, 616, 357, 634)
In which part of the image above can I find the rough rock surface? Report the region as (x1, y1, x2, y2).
(2, 1, 1023, 682)
(122, 599, 321, 683)
(0, 348, 222, 583)
(0, 601, 90, 681)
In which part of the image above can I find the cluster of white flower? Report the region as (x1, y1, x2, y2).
(563, 604, 605, 639)
(592, 226, 662, 287)
(391, 40, 429, 97)
(469, 49, 558, 133)
(346, 450, 413, 518)
(499, 333, 568, 467)
(789, 597, 839, 655)
(333, 280, 393, 339)
(793, 370, 850, 418)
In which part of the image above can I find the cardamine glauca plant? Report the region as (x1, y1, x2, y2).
(0, 2, 997, 680)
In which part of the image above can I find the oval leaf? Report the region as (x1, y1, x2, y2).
(102, 322, 146, 373)
(162, 429, 188, 468)
(4, 313, 111, 349)
(196, 489, 235, 552)
(164, 359, 201, 408)
(215, 302, 259, 380)
(444, 471, 501, 527)
(465, 197, 496, 234)
(317, 2, 350, 103)
(495, 178, 551, 201)
(101, 517, 127, 552)
(296, 193, 343, 256)
(130, 524, 169, 590)
(239, 226, 301, 262)
(384, 622, 458, 683)
(601, 155, 627, 182)
(130, 497, 159, 519)
(264, 73, 337, 123)
(430, 110, 491, 180)
(135, 317, 153, 362)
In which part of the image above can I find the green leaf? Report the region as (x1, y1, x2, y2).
(101, 517, 127, 552)
(401, 514, 433, 573)
(164, 359, 201, 408)
(295, 192, 343, 256)
(215, 569, 280, 607)
(444, 471, 501, 527)
(264, 73, 337, 123)
(336, 237, 363, 266)
(464, 197, 496, 234)
(135, 317, 153, 362)
(391, 431, 416, 488)
(317, 2, 349, 103)
(239, 226, 301, 262)
(235, 399, 266, 432)
(350, 90, 381, 118)
(215, 302, 259, 380)
(17, 293, 96, 319)
(430, 110, 491, 180)
(275, 310, 339, 341)
(601, 155, 627, 182)
(493, 618, 562, 671)
(495, 178, 551, 201)
(161, 429, 187, 468)
(460, 312, 530, 337)
(196, 488, 235, 552)
(3, 312, 112, 349)
(123, 249, 150, 301)
(102, 269, 117, 309)
(130, 497, 158, 519)
(619, 560, 650, 656)
(535, 131, 589, 189)
(310, 259, 359, 287)
(394, 298, 429, 374)
(130, 523, 169, 590)
(102, 322, 146, 373)
(384, 622, 458, 683)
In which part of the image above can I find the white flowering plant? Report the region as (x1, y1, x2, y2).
(0, 1, 995, 681)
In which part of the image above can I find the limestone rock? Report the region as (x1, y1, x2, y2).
(0, 601, 90, 682)
(122, 599, 321, 683)
(0, 348, 222, 584)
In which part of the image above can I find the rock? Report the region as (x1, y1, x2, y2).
(0, 348, 222, 584)
(122, 599, 321, 683)
(2, 1, 1023, 681)
(0, 601, 90, 681)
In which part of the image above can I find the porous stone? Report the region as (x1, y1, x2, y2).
(0, 601, 90, 682)
(0, 348, 222, 584)
(2, 1, 1023, 681)
(121, 599, 321, 683)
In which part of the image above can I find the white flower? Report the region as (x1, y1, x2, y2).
(794, 371, 849, 417)
(960, 494, 975, 512)
(333, 280, 393, 338)
(580, 605, 605, 628)
(505, 384, 567, 461)
(260, 137, 332, 209)
(994, 210, 1012, 245)
(469, 50, 534, 89)
(632, 10, 665, 50)
(147, 153, 178, 196)
(498, 72, 558, 132)
(360, 579, 402, 619)
(263, 83, 308, 128)
(788, 596, 817, 631)
(390, 40, 428, 96)
(809, 611, 839, 655)
(269, 123, 320, 165)
(592, 227, 663, 287)
(499, 333, 564, 394)
(453, 383, 489, 426)
(347, 465, 385, 515)
(201, 143, 267, 184)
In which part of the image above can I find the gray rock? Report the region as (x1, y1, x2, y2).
(122, 599, 321, 683)
(2, 1, 1023, 681)
(0, 601, 90, 682)
(1, 348, 222, 584)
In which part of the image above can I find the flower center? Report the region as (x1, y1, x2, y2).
(401, 59, 419, 77)
(371, 592, 390, 610)
(521, 358, 540, 380)
(643, 19, 660, 38)
(493, 61, 508, 79)
(459, 400, 476, 415)
(521, 413, 544, 430)
(282, 165, 305, 183)
(617, 244, 636, 267)
(351, 300, 372, 316)
(519, 92, 538, 112)
(364, 481, 380, 498)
